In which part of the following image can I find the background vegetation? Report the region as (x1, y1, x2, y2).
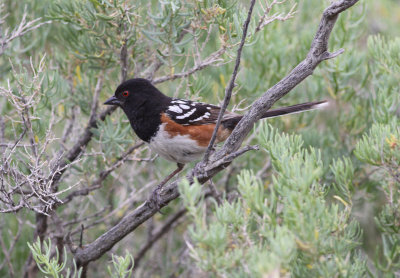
(0, 0, 399, 277)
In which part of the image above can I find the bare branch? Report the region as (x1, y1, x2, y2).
(203, 0, 257, 162)
(255, 0, 297, 33)
(0, 5, 51, 56)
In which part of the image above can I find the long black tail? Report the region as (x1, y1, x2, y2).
(222, 100, 328, 130)
(260, 100, 328, 119)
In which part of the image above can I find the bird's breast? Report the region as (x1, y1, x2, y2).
(147, 113, 232, 164)
(148, 122, 207, 164)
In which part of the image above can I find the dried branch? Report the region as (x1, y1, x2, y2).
(73, 0, 359, 268)
(203, 0, 256, 162)
(255, 0, 297, 33)
(0, 5, 51, 56)
(0, 57, 73, 214)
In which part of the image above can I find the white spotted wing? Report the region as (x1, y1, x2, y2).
(166, 98, 237, 125)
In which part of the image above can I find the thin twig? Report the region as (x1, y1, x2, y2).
(202, 0, 256, 162)
(255, 0, 297, 33)
(0, 6, 51, 56)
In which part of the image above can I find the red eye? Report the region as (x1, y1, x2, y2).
(122, 91, 129, 97)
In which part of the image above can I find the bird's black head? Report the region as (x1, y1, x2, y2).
(104, 78, 171, 142)
(104, 78, 169, 109)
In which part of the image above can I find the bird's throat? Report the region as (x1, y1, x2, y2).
(123, 103, 162, 143)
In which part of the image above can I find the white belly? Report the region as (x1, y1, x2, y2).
(149, 124, 207, 164)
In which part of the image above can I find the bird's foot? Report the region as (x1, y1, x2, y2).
(149, 184, 165, 214)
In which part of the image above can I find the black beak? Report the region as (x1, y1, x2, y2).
(104, 96, 122, 106)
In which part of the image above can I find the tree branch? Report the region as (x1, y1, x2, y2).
(73, 0, 359, 268)
(0, 5, 51, 56)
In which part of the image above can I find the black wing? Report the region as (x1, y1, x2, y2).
(165, 98, 238, 126)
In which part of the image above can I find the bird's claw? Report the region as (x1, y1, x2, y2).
(149, 186, 165, 214)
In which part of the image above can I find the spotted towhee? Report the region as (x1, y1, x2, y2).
(104, 78, 327, 201)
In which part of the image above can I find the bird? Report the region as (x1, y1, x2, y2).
(104, 78, 327, 206)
